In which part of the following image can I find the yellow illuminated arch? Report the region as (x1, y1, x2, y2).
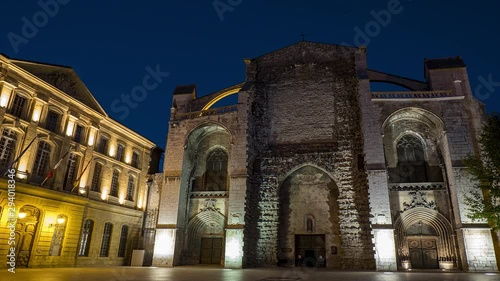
(201, 87, 242, 111)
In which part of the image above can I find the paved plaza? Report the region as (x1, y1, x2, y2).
(1, 267, 499, 281)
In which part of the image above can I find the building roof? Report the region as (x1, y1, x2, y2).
(425, 56, 466, 70)
(11, 59, 106, 115)
(174, 84, 197, 95)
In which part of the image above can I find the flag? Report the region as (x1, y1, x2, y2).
(41, 150, 70, 186)
(3, 135, 39, 176)
(71, 158, 92, 193)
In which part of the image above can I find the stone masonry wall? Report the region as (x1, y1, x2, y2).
(243, 42, 375, 269)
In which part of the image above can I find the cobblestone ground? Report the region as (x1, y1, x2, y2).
(1, 267, 499, 281)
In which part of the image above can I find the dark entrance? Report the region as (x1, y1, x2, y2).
(408, 238, 438, 269)
(295, 235, 325, 267)
(200, 238, 223, 265)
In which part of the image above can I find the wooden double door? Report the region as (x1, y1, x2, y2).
(200, 238, 223, 265)
(408, 237, 438, 269)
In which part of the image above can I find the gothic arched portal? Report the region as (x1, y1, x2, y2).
(278, 165, 341, 268)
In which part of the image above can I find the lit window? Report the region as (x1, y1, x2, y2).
(117, 225, 128, 258)
(99, 223, 113, 257)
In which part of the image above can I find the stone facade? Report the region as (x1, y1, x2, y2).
(0, 55, 159, 269)
(152, 41, 498, 272)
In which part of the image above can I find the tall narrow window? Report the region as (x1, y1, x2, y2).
(396, 135, 428, 183)
(116, 144, 125, 162)
(203, 149, 228, 191)
(49, 216, 67, 256)
(45, 111, 60, 133)
(74, 125, 84, 143)
(0, 129, 17, 168)
(126, 175, 134, 201)
(97, 137, 108, 154)
(78, 219, 94, 256)
(10, 94, 27, 118)
(32, 141, 51, 178)
(131, 152, 139, 168)
(99, 223, 112, 257)
(91, 163, 103, 192)
(117, 225, 128, 258)
(63, 153, 79, 191)
(110, 170, 119, 197)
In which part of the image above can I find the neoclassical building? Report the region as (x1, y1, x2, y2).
(151, 41, 498, 272)
(0, 55, 160, 268)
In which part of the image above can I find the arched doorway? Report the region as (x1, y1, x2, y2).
(184, 204, 226, 265)
(278, 165, 340, 268)
(15, 205, 41, 267)
(395, 207, 456, 270)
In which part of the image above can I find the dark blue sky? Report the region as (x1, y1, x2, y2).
(1, 0, 499, 148)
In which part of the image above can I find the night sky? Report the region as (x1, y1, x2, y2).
(1, 0, 499, 149)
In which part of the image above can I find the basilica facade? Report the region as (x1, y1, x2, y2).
(151, 41, 498, 272)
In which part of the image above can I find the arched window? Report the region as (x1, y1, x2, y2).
(396, 135, 428, 183)
(78, 219, 94, 256)
(99, 223, 113, 257)
(110, 170, 120, 197)
(91, 163, 103, 192)
(117, 225, 128, 258)
(0, 129, 17, 169)
(203, 149, 228, 191)
(32, 141, 51, 178)
(126, 175, 135, 201)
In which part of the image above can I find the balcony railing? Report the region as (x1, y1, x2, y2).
(389, 182, 445, 191)
(371, 90, 456, 100)
(172, 105, 237, 121)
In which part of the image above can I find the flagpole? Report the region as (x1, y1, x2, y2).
(3, 135, 39, 176)
(71, 158, 92, 193)
(41, 149, 71, 187)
